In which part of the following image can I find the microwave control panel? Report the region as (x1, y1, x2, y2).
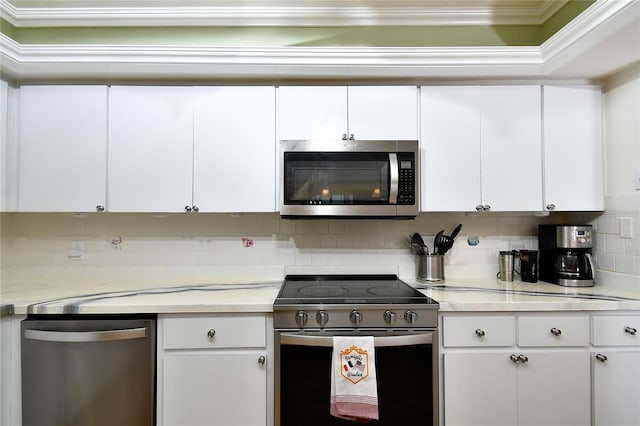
(397, 153, 415, 205)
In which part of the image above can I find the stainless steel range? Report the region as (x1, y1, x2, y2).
(273, 274, 440, 426)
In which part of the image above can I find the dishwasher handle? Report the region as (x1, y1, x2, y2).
(25, 327, 147, 343)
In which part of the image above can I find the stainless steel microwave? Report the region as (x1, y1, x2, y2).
(279, 140, 419, 218)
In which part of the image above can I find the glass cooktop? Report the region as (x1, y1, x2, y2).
(274, 274, 439, 306)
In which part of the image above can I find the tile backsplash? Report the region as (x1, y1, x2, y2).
(591, 194, 640, 277)
(5, 210, 633, 287)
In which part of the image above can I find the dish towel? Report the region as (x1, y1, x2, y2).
(330, 336, 379, 422)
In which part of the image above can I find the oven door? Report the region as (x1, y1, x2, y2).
(275, 330, 438, 426)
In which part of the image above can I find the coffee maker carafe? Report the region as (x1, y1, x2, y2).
(539, 225, 595, 287)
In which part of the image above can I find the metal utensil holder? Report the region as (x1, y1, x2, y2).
(417, 254, 444, 282)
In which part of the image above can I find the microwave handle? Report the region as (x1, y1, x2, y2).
(279, 332, 433, 348)
(389, 153, 398, 204)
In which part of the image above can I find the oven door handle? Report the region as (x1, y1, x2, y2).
(279, 332, 433, 347)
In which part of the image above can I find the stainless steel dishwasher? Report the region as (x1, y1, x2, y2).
(21, 315, 156, 426)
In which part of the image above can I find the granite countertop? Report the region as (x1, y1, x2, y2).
(1, 276, 639, 315)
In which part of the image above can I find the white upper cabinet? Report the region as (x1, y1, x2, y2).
(277, 86, 418, 140)
(17, 85, 108, 212)
(480, 86, 543, 211)
(421, 85, 542, 212)
(347, 86, 418, 140)
(193, 86, 276, 212)
(0, 80, 8, 212)
(108, 86, 194, 213)
(542, 85, 604, 211)
(278, 86, 347, 140)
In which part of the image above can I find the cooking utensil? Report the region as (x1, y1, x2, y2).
(450, 224, 462, 240)
(438, 224, 463, 255)
(408, 233, 428, 255)
(433, 230, 444, 255)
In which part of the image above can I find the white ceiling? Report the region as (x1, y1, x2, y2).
(0, 0, 638, 81)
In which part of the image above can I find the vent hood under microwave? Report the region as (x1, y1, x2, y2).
(279, 140, 419, 219)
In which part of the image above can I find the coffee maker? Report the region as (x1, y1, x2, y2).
(539, 225, 595, 287)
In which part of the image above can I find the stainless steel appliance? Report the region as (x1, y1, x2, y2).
(279, 140, 419, 218)
(539, 224, 595, 287)
(519, 250, 538, 283)
(21, 315, 156, 426)
(274, 274, 439, 426)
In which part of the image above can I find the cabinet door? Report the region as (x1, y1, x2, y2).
(0, 80, 8, 212)
(109, 86, 193, 212)
(277, 86, 347, 140)
(480, 86, 543, 212)
(444, 352, 518, 426)
(348, 86, 418, 140)
(543, 86, 604, 211)
(193, 86, 276, 212)
(162, 352, 267, 426)
(517, 351, 590, 426)
(420, 86, 482, 211)
(593, 351, 640, 426)
(17, 85, 107, 212)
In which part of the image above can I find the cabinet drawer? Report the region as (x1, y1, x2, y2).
(162, 315, 266, 349)
(518, 315, 589, 347)
(443, 315, 515, 347)
(592, 315, 640, 347)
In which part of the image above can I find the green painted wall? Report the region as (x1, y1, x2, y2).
(0, 1, 595, 47)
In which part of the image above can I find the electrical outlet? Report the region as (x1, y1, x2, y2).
(620, 217, 633, 239)
(68, 241, 84, 259)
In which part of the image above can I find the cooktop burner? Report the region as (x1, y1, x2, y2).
(274, 274, 438, 306)
(273, 274, 439, 329)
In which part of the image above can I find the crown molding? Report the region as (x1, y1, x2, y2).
(0, 34, 543, 80)
(0, 0, 568, 27)
(1, 1, 637, 81)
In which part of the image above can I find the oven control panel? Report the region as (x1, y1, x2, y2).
(275, 307, 438, 329)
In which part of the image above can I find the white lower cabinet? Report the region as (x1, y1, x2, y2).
(591, 314, 640, 426)
(158, 314, 270, 426)
(442, 313, 591, 426)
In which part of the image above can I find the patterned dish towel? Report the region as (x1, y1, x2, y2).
(330, 336, 379, 422)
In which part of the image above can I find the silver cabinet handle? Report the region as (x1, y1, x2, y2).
(185, 205, 192, 212)
(341, 134, 348, 140)
(475, 205, 484, 211)
(546, 204, 556, 210)
(207, 329, 216, 340)
(349, 134, 355, 140)
(510, 354, 520, 363)
(518, 354, 529, 363)
(475, 329, 485, 338)
(483, 205, 491, 211)
(625, 326, 637, 335)
(595, 353, 608, 363)
(550, 327, 562, 336)
(96, 205, 105, 212)
(258, 355, 266, 366)
(192, 205, 199, 213)
(25, 327, 147, 343)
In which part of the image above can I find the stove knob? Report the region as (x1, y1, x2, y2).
(316, 310, 329, 326)
(350, 310, 363, 325)
(404, 310, 418, 324)
(383, 310, 397, 324)
(295, 310, 308, 327)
